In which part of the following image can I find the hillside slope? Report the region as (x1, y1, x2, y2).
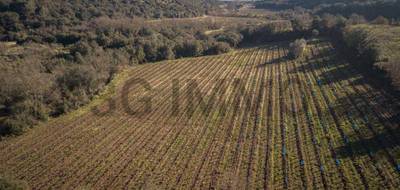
(0, 0, 215, 20)
(0, 0, 216, 38)
(1, 39, 399, 189)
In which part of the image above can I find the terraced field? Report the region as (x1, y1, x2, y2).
(0, 39, 399, 189)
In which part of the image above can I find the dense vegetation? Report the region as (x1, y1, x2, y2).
(0, 175, 27, 190)
(0, 0, 218, 42)
(0, 0, 229, 136)
(256, 0, 400, 21)
(342, 24, 400, 89)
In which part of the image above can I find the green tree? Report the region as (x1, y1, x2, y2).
(135, 46, 146, 64)
(0, 12, 22, 32)
(372, 16, 389, 25)
(205, 42, 231, 55)
(215, 31, 243, 47)
(175, 40, 204, 57)
(158, 45, 175, 60)
(9, 0, 35, 18)
(289, 39, 307, 59)
(291, 15, 313, 33)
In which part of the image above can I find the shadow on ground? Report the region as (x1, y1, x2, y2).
(290, 41, 400, 162)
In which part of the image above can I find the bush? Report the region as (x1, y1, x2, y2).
(291, 15, 313, 33)
(372, 16, 390, 25)
(175, 40, 204, 58)
(215, 31, 243, 47)
(158, 45, 175, 60)
(0, 96, 49, 137)
(0, 176, 27, 190)
(0, 118, 25, 136)
(0, 70, 51, 136)
(205, 42, 231, 55)
(134, 46, 146, 64)
(0, 12, 22, 32)
(56, 33, 81, 45)
(347, 14, 367, 25)
(289, 39, 307, 59)
(312, 29, 319, 37)
(57, 65, 99, 95)
(143, 41, 160, 62)
(139, 27, 155, 36)
(70, 41, 91, 56)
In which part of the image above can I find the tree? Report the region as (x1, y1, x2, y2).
(9, 0, 35, 19)
(312, 29, 319, 37)
(57, 65, 98, 95)
(175, 40, 204, 57)
(135, 46, 146, 64)
(158, 45, 175, 60)
(215, 31, 243, 47)
(372, 16, 389, 25)
(205, 42, 231, 55)
(289, 39, 307, 59)
(70, 40, 91, 56)
(143, 41, 159, 62)
(291, 14, 313, 33)
(347, 14, 367, 25)
(320, 14, 338, 31)
(0, 12, 22, 32)
(0, 70, 50, 136)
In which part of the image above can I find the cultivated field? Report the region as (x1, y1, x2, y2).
(0, 39, 399, 189)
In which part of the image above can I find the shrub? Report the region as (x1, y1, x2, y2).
(215, 31, 243, 47)
(134, 46, 146, 64)
(291, 15, 313, 33)
(347, 14, 367, 25)
(0, 69, 52, 136)
(205, 42, 231, 55)
(175, 40, 204, 58)
(139, 27, 155, 36)
(158, 45, 175, 60)
(70, 41, 91, 56)
(143, 41, 160, 62)
(0, 12, 22, 32)
(312, 29, 319, 37)
(289, 39, 307, 59)
(55, 33, 81, 45)
(0, 107, 45, 137)
(0, 118, 25, 136)
(106, 34, 129, 49)
(0, 176, 28, 190)
(57, 65, 98, 95)
(372, 16, 390, 25)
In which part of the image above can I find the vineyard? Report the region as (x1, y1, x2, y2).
(0, 39, 399, 189)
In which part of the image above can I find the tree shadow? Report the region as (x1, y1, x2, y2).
(317, 91, 400, 161)
(290, 59, 354, 88)
(285, 39, 400, 163)
(387, 112, 400, 126)
(0, 106, 7, 117)
(257, 54, 291, 68)
(335, 127, 400, 161)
